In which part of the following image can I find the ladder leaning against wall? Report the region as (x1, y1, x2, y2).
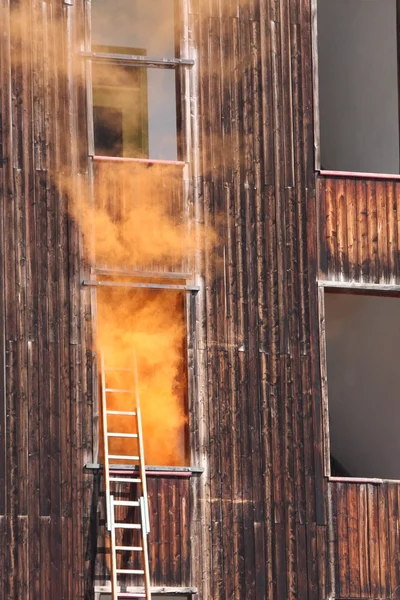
(101, 352, 151, 600)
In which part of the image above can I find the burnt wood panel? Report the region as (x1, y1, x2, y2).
(191, 0, 327, 598)
(93, 475, 191, 588)
(319, 176, 400, 282)
(328, 481, 400, 599)
(0, 0, 348, 598)
(0, 1, 94, 599)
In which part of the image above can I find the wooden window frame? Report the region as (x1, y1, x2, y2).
(86, 272, 199, 470)
(318, 279, 400, 484)
(84, 0, 194, 164)
(312, 0, 400, 177)
(83, 1, 203, 473)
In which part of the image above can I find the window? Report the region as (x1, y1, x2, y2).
(97, 283, 189, 467)
(317, 0, 400, 174)
(324, 289, 400, 480)
(91, 0, 182, 160)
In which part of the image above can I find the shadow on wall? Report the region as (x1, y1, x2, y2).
(325, 291, 400, 480)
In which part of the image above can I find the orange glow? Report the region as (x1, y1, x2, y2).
(98, 287, 188, 466)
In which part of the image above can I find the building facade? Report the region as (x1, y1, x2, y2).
(0, 0, 399, 599)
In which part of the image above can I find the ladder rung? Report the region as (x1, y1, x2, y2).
(110, 477, 141, 483)
(116, 569, 145, 575)
(109, 455, 140, 461)
(105, 388, 134, 393)
(115, 545, 143, 551)
(113, 500, 140, 507)
(114, 523, 142, 529)
(117, 593, 146, 598)
(107, 433, 138, 438)
(107, 410, 137, 416)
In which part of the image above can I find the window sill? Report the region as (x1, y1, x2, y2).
(92, 155, 186, 168)
(85, 463, 203, 478)
(318, 169, 400, 181)
(328, 476, 400, 485)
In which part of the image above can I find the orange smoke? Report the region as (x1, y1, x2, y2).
(98, 287, 188, 466)
(6, 3, 215, 466)
(59, 161, 205, 466)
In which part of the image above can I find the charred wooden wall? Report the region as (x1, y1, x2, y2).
(319, 176, 400, 283)
(191, 0, 329, 598)
(329, 481, 400, 599)
(93, 475, 191, 589)
(0, 1, 95, 598)
(1, 0, 381, 598)
(319, 175, 400, 598)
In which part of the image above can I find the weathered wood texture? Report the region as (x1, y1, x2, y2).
(0, 1, 94, 599)
(0, 0, 342, 598)
(190, 0, 327, 598)
(92, 475, 191, 589)
(319, 176, 400, 283)
(329, 482, 400, 599)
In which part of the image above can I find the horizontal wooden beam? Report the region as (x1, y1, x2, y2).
(319, 169, 400, 181)
(82, 51, 195, 68)
(92, 155, 187, 167)
(318, 280, 400, 293)
(95, 586, 198, 595)
(82, 280, 200, 292)
(329, 476, 400, 485)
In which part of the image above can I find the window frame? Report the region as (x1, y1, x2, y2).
(83, 1, 201, 472)
(94, 587, 197, 599)
(86, 272, 199, 470)
(84, 0, 194, 164)
(318, 279, 400, 484)
(312, 0, 400, 178)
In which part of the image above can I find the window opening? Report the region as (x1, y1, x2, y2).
(317, 0, 400, 174)
(90, 0, 183, 161)
(96, 283, 190, 467)
(324, 289, 400, 479)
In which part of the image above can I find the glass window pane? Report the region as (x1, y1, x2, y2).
(93, 64, 178, 160)
(92, 0, 177, 58)
(325, 291, 400, 479)
(318, 0, 399, 174)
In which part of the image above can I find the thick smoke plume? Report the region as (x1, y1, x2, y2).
(5, 2, 213, 466)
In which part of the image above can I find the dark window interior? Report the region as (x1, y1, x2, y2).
(325, 290, 400, 480)
(318, 0, 400, 174)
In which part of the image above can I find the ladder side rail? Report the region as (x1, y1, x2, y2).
(101, 352, 112, 531)
(133, 352, 150, 532)
(140, 497, 152, 600)
(110, 495, 118, 600)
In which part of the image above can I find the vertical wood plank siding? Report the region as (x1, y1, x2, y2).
(319, 176, 400, 283)
(93, 476, 191, 588)
(191, 0, 326, 598)
(0, 0, 345, 599)
(328, 481, 400, 599)
(0, 1, 94, 598)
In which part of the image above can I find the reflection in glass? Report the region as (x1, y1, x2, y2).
(92, 0, 177, 58)
(92, 57, 178, 160)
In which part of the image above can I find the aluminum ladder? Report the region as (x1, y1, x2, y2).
(101, 352, 151, 600)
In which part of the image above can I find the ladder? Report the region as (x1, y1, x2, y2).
(101, 352, 151, 600)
